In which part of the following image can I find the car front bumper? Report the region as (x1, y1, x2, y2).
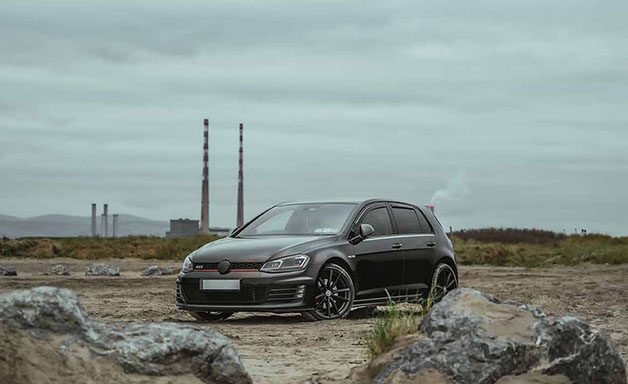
(175, 270, 317, 313)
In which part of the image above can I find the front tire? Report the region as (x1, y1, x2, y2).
(189, 311, 234, 322)
(429, 263, 458, 301)
(302, 263, 354, 321)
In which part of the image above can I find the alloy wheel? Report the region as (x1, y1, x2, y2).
(312, 264, 354, 320)
(431, 264, 457, 301)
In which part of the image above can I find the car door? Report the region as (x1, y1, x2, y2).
(390, 204, 436, 293)
(352, 204, 404, 298)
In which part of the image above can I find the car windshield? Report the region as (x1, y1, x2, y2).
(237, 203, 357, 236)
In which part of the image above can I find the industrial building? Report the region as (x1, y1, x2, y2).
(166, 219, 200, 238)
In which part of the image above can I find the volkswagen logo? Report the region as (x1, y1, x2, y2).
(217, 260, 231, 274)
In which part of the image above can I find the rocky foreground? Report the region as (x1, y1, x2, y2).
(0, 287, 252, 384)
(351, 288, 627, 384)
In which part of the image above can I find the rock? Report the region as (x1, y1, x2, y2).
(141, 265, 174, 276)
(495, 373, 572, 384)
(0, 287, 251, 384)
(46, 264, 70, 276)
(368, 288, 626, 384)
(0, 286, 88, 333)
(86, 263, 120, 276)
(0, 264, 17, 276)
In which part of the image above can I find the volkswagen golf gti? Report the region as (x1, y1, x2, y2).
(176, 199, 458, 321)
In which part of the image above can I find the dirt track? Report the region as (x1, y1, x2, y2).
(1, 258, 626, 383)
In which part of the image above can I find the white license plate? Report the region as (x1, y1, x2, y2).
(200, 279, 240, 291)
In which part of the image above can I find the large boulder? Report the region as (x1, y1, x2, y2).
(0, 287, 251, 384)
(367, 288, 626, 384)
(86, 263, 120, 276)
(0, 264, 17, 276)
(141, 265, 174, 276)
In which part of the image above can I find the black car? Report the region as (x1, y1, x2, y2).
(176, 199, 458, 321)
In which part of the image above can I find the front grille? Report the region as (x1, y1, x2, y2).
(193, 262, 263, 271)
(181, 278, 268, 304)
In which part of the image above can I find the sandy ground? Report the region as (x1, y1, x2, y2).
(0, 258, 626, 384)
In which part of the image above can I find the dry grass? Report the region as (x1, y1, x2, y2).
(0, 235, 222, 261)
(364, 293, 435, 358)
(454, 229, 628, 267)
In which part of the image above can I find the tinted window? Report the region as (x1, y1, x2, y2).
(392, 207, 422, 234)
(360, 207, 393, 236)
(416, 209, 434, 234)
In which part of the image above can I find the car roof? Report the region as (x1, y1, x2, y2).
(276, 198, 423, 208)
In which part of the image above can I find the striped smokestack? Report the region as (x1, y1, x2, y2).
(200, 119, 210, 234)
(237, 122, 244, 228)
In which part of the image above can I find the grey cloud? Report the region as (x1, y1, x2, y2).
(0, 0, 626, 235)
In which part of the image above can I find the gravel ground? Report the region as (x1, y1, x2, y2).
(0, 258, 626, 383)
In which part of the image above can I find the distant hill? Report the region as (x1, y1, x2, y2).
(0, 214, 170, 238)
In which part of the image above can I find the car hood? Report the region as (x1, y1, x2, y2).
(191, 235, 337, 263)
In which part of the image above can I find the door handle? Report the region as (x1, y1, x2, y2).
(426, 241, 436, 247)
(392, 243, 403, 249)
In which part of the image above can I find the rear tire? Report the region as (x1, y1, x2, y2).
(302, 263, 354, 321)
(189, 311, 234, 322)
(429, 263, 458, 301)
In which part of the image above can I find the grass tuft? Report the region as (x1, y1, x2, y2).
(364, 291, 435, 358)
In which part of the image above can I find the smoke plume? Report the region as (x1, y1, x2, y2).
(430, 170, 470, 205)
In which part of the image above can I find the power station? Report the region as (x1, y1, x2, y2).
(92, 118, 243, 238)
(166, 118, 243, 238)
(90, 203, 119, 238)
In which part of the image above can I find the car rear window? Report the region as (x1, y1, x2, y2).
(392, 207, 422, 234)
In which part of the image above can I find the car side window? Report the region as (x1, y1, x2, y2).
(359, 207, 393, 237)
(416, 209, 434, 234)
(392, 207, 422, 234)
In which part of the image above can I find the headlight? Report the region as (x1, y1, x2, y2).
(260, 255, 310, 273)
(181, 255, 193, 273)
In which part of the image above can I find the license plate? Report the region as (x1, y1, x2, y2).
(200, 279, 240, 291)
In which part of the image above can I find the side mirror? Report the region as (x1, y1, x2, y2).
(360, 224, 375, 239)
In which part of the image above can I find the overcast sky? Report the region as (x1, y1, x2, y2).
(1, 0, 626, 235)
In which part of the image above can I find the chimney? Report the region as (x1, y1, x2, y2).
(91, 203, 97, 237)
(102, 204, 109, 237)
(200, 119, 210, 234)
(237, 122, 244, 228)
(112, 214, 119, 238)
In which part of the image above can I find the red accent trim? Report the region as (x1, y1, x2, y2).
(193, 269, 259, 272)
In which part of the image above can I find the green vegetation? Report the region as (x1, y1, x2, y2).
(454, 229, 628, 267)
(364, 294, 435, 358)
(1, 228, 626, 267)
(0, 235, 222, 261)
